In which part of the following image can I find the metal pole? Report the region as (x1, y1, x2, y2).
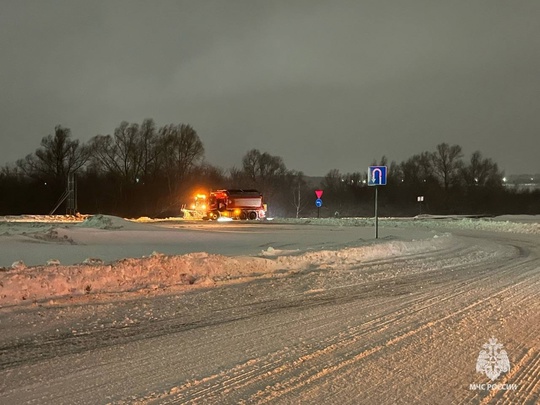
(74, 174, 78, 214)
(67, 173, 73, 215)
(317, 206, 320, 218)
(375, 186, 379, 239)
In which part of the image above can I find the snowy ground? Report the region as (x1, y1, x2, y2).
(0, 214, 539, 403)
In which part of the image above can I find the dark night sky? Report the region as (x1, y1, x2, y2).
(1, 0, 539, 176)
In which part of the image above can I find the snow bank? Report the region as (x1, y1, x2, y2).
(0, 236, 451, 307)
(0, 221, 54, 236)
(272, 216, 540, 234)
(410, 217, 540, 234)
(0, 214, 136, 236)
(0, 214, 87, 223)
(76, 214, 157, 231)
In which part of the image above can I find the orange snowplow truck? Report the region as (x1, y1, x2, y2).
(197, 189, 267, 220)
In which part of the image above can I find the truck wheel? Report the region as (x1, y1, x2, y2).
(240, 211, 247, 220)
(248, 211, 257, 220)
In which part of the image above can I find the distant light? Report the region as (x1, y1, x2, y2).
(362, 180, 367, 184)
(135, 178, 140, 183)
(502, 177, 507, 182)
(474, 178, 478, 183)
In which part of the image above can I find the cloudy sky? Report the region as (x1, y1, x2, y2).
(1, 0, 539, 176)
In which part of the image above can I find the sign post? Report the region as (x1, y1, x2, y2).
(374, 186, 379, 238)
(368, 166, 387, 239)
(315, 190, 323, 218)
(417, 196, 424, 215)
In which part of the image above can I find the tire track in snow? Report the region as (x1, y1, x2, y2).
(139, 235, 535, 404)
(485, 348, 540, 405)
(123, 240, 492, 404)
(0, 235, 481, 370)
(2, 231, 539, 404)
(245, 268, 539, 405)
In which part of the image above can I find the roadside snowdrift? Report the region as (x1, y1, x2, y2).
(273, 216, 540, 234)
(76, 214, 153, 230)
(0, 214, 536, 306)
(0, 235, 451, 307)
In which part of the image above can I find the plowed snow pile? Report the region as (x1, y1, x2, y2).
(76, 214, 152, 230)
(1, 214, 537, 307)
(0, 235, 451, 306)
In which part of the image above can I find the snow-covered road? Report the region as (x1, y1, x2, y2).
(0, 216, 437, 267)
(0, 216, 539, 404)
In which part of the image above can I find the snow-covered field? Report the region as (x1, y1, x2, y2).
(0, 214, 539, 404)
(0, 214, 452, 304)
(1, 214, 537, 306)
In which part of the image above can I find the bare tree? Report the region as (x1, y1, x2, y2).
(88, 121, 144, 183)
(290, 170, 308, 218)
(462, 151, 503, 188)
(240, 149, 287, 193)
(431, 143, 463, 191)
(322, 169, 344, 193)
(158, 124, 205, 193)
(241, 149, 260, 183)
(139, 118, 159, 178)
(257, 152, 287, 180)
(400, 151, 436, 186)
(242, 149, 287, 184)
(17, 126, 89, 188)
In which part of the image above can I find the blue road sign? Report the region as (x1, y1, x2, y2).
(368, 166, 387, 186)
(315, 198, 323, 207)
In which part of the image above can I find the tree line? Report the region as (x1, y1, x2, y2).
(319, 143, 535, 217)
(0, 121, 538, 217)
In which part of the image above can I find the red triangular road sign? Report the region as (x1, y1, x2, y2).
(315, 190, 323, 199)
